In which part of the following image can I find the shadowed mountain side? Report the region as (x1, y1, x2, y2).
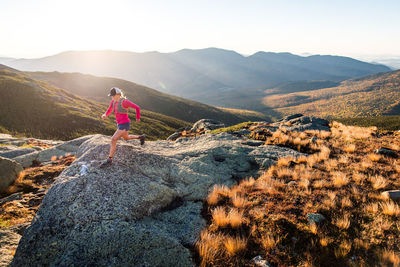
(0, 66, 191, 140)
(27, 71, 271, 124)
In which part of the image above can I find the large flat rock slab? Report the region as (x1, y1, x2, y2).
(11, 133, 303, 266)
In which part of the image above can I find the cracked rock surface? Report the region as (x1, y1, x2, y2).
(11, 133, 303, 266)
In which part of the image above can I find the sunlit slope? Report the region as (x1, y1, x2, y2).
(0, 64, 190, 140)
(263, 70, 400, 118)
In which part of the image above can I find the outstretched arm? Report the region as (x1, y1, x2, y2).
(122, 99, 141, 122)
(102, 100, 114, 119)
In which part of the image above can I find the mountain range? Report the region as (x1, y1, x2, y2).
(0, 48, 390, 108)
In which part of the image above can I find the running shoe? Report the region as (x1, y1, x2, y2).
(100, 158, 112, 168)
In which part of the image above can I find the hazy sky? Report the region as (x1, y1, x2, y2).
(1, 0, 400, 59)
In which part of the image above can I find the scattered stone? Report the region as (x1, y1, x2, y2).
(190, 119, 225, 132)
(233, 129, 251, 136)
(13, 135, 94, 167)
(310, 136, 318, 143)
(241, 140, 265, 147)
(375, 148, 398, 158)
(250, 255, 273, 267)
(382, 190, 400, 202)
(0, 157, 23, 192)
(307, 213, 326, 224)
(0, 192, 23, 206)
(0, 147, 38, 159)
(274, 115, 330, 132)
(279, 113, 304, 122)
(167, 132, 181, 141)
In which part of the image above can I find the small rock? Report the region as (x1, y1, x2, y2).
(0, 156, 23, 192)
(250, 255, 273, 267)
(375, 148, 398, 158)
(233, 129, 251, 136)
(310, 136, 318, 143)
(0, 192, 23, 206)
(191, 119, 225, 132)
(0, 147, 38, 159)
(167, 132, 181, 141)
(288, 181, 297, 187)
(241, 140, 265, 147)
(79, 164, 89, 176)
(280, 114, 303, 122)
(382, 190, 400, 202)
(307, 213, 326, 224)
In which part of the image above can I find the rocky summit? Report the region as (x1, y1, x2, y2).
(10, 128, 304, 266)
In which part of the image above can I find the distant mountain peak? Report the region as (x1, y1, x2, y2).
(0, 64, 19, 72)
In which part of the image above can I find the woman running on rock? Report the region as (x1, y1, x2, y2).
(100, 87, 145, 167)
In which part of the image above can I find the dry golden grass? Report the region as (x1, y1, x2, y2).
(328, 191, 337, 201)
(277, 157, 294, 167)
(260, 233, 280, 250)
(322, 197, 335, 209)
(239, 177, 256, 188)
(352, 172, 366, 184)
(296, 155, 308, 164)
(299, 178, 310, 189)
(319, 146, 331, 160)
(334, 214, 351, 229)
(319, 130, 331, 139)
(231, 194, 249, 208)
(368, 153, 382, 162)
(207, 185, 230, 205)
(306, 154, 319, 168)
(276, 167, 294, 179)
(293, 137, 302, 146)
(380, 201, 400, 216)
(377, 217, 392, 231)
(223, 236, 247, 256)
(334, 240, 352, 258)
(1, 171, 32, 195)
(308, 221, 318, 234)
(350, 185, 360, 196)
(325, 159, 338, 171)
(361, 159, 373, 169)
(395, 165, 400, 174)
(299, 132, 308, 139)
(332, 172, 349, 187)
(196, 230, 225, 266)
(313, 179, 328, 188)
(319, 237, 332, 247)
(248, 207, 265, 221)
(227, 208, 247, 228)
(370, 175, 388, 190)
(198, 121, 400, 266)
(338, 155, 349, 164)
(379, 249, 400, 267)
(341, 196, 353, 208)
(343, 143, 356, 153)
(212, 207, 229, 227)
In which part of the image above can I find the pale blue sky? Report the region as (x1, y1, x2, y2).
(1, 0, 399, 59)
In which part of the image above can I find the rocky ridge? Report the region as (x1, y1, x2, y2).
(7, 115, 332, 266)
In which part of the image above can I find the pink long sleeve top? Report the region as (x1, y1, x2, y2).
(105, 99, 141, 125)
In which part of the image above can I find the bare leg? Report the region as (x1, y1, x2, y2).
(122, 130, 141, 141)
(108, 130, 127, 158)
